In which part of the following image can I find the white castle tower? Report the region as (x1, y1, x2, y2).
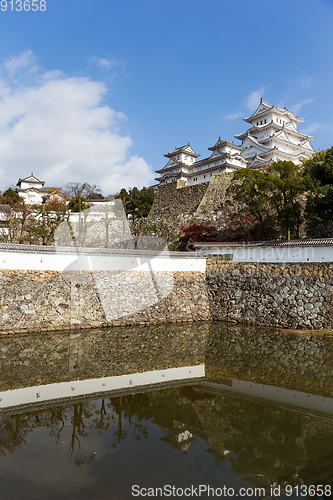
(155, 98, 315, 186)
(155, 140, 246, 186)
(235, 97, 315, 169)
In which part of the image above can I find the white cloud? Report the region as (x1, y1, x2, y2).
(0, 52, 153, 194)
(291, 98, 314, 115)
(226, 111, 243, 120)
(91, 57, 125, 71)
(245, 88, 265, 111)
(298, 73, 314, 91)
(2, 50, 39, 77)
(301, 122, 321, 134)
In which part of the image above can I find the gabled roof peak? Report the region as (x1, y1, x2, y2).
(207, 137, 243, 151)
(244, 98, 304, 125)
(164, 143, 200, 159)
(17, 173, 45, 187)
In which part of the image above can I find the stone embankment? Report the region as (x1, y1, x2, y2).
(0, 269, 210, 334)
(147, 173, 239, 239)
(206, 259, 333, 331)
(1, 250, 333, 334)
(148, 181, 209, 234)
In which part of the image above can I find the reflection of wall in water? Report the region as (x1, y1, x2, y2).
(0, 322, 210, 391)
(205, 323, 333, 399)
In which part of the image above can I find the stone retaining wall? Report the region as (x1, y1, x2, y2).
(2, 257, 333, 334)
(206, 259, 333, 330)
(147, 181, 210, 233)
(195, 172, 234, 216)
(149, 181, 209, 219)
(0, 269, 210, 334)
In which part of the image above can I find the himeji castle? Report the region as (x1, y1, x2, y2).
(155, 98, 315, 186)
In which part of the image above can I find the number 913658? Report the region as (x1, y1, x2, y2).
(285, 484, 331, 497)
(1, 0, 46, 11)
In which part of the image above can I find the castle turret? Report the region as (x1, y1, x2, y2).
(155, 144, 200, 185)
(235, 98, 315, 168)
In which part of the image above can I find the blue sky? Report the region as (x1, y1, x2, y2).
(0, 0, 332, 194)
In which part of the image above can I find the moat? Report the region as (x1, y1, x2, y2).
(0, 322, 333, 499)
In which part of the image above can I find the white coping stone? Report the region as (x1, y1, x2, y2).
(0, 365, 205, 410)
(0, 250, 207, 272)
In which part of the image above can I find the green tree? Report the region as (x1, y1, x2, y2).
(115, 187, 155, 220)
(266, 160, 304, 239)
(1, 188, 21, 205)
(226, 161, 305, 240)
(64, 182, 103, 213)
(304, 148, 333, 238)
(226, 168, 275, 239)
(26, 193, 70, 245)
(116, 187, 155, 247)
(68, 195, 91, 213)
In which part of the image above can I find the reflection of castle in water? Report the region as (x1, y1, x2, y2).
(1, 375, 333, 491)
(158, 422, 197, 453)
(1, 322, 333, 491)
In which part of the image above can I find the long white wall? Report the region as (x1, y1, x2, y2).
(0, 247, 207, 272)
(196, 244, 333, 263)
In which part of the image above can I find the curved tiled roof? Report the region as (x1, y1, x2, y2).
(194, 238, 333, 249)
(164, 144, 200, 158)
(208, 138, 243, 151)
(0, 243, 206, 258)
(244, 100, 304, 125)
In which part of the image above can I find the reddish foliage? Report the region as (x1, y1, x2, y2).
(178, 223, 218, 251)
(217, 213, 276, 242)
(219, 224, 276, 242)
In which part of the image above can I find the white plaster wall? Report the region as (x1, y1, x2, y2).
(0, 249, 207, 272)
(20, 191, 43, 205)
(197, 245, 333, 263)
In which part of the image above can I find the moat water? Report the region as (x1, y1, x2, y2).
(0, 322, 333, 499)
